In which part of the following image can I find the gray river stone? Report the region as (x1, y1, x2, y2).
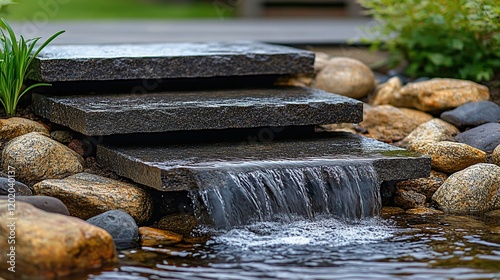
(32, 87, 362, 136)
(96, 132, 430, 191)
(28, 42, 314, 82)
(440, 101, 500, 128)
(456, 123, 500, 152)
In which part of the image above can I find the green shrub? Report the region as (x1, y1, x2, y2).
(358, 0, 500, 82)
(0, 18, 64, 116)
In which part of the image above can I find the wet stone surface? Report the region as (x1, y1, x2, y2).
(97, 132, 430, 191)
(32, 87, 363, 136)
(28, 42, 314, 82)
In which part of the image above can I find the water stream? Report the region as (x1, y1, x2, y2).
(191, 163, 381, 229)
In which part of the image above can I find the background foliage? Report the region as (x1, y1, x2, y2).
(358, 0, 500, 82)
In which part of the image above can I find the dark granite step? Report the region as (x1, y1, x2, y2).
(32, 87, 362, 136)
(96, 132, 430, 191)
(28, 42, 314, 82)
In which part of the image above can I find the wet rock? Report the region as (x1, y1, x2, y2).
(139, 227, 183, 246)
(380, 206, 405, 217)
(440, 101, 500, 128)
(68, 139, 87, 156)
(408, 141, 486, 173)
(1, 132, 84, 185)
(158, 213, 198, 235)
(314, 57, 376, 99)
(396, 170, 448, 201)
(32, 173, 153, 224)
(455, 123, 500, 152)
(50, 130, 73, 143)
(0, 201, 117, 279)
(405, 207, 444, 215)
(400, 119, 459, 148)
(86, 210, 139, 250)
(492, 145, 500, 166)
(0, 177, 32, 195)
(393, 190, 426, 209)
(0, 117, 49, 140)
(0, 195, 69, 215)
(432, 163, 500, 213)
(360, 105, 433, 143)
(371, 76, 402, 105)
(388, 78, 490, 112)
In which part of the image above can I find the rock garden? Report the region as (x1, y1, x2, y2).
(0, 0, 499, 279)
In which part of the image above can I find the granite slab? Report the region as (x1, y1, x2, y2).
(32, 87, 363, 136)
(96, 132, 431, 191)
(28, 42, 314, 82)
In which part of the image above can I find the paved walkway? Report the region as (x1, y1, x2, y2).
(12, 18, 374, 45)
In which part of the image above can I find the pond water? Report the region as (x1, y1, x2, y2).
(80, 212, 499, 280)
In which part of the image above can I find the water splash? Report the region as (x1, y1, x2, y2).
(190, 163, 381, 229)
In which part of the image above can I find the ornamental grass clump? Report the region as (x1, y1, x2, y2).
(0, 18, 64, 116)
(358, 0, 500, 82)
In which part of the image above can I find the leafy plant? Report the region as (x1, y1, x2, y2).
(358, 0, 500, 82)
(0, 18, 64, 116)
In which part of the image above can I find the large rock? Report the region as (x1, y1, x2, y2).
(0, 177, 32, 195)
(0, 117, 49, 141)
(0, 195, 69, 215)
(314, 57, 376, 99)
(360, 105, 433, 143)
(87, 210, 139, 250)
(400, 119, 459, 148)
(139, 227, 183, 247)
(388, 78, 490, 112)
(32, 173, 153, 224)
(409, 141, 486, 173)
(432, 163, 500, 213)
(396, 170, 448, 201)
(0, 201, 116, 279)
(370, 77, 402, 105)
(440, 101, 500, 128)
(1, 132, 84, 185)
(493, 145, 500, 166)
(455, 123, 500, 152)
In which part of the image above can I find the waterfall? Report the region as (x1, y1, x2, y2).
(190, 163, 382, 229)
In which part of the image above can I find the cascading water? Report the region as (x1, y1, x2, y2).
(190, 162, 382, 229)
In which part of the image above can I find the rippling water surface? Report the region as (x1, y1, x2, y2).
(82, 212, 500, 280)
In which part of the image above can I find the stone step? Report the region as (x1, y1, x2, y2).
(28, 42, 314, 82)
(96, 132, 430, 191)
(32, 87, 362, 136)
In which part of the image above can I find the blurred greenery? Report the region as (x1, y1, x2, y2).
(4, 0, 233, 20)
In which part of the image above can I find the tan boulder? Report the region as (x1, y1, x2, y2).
(32, 173, 153, 224)
(139, 227, 183, 246)
(492, 144, 500, 166)
(408, 141, 486, 173)
(400, 118, 459, 148)
(0, 201, 116, 280)
(314, 57, 376, 99)
(1, 132, 84, 185)
(432, 163, 500, 213)
(0, 117, 49, 141)
(393, 190, 426, 209)
(389, 78, 489, 112)
(396, 170, 449, 201)
(360, 105, 433, 143)
(370, 76, 402, 105)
